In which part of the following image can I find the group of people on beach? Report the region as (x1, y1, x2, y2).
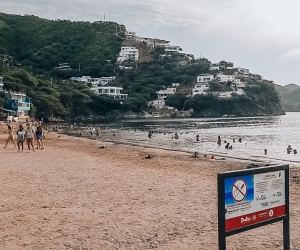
(3, 121, 45, 152)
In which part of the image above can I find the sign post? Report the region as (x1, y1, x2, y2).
(218, 165, 289, 250)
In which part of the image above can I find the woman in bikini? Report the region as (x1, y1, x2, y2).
(3, 125, 16, 148)
(3, 124, 16, 148)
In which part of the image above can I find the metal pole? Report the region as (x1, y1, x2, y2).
(218, 173, 226, 250)
(283, 166, 290, 250)
(283, 217, 290, 250)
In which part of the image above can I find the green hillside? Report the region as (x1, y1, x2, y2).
(0, 13, 285, 120)
(0, 13, 122, 77)
(275, 84, 300, 111)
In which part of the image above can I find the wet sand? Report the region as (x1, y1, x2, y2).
(0, 121, 300, 249)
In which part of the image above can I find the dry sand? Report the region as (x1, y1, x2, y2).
(0, 121, 300, 249)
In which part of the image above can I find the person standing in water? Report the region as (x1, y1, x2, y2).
(95, 126, 100, 141)
(217, 136, 221, 146)
(174, 133, 179, 139)
(3, 124, 16, 148)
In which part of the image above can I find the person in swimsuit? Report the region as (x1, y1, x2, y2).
(3, 125, 16, 148)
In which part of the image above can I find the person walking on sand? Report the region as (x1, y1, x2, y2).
(38, 123, 45, 149)
(17, 125, 25, 152)
(95, 126, 100, 141)
(3, 125, 16, 148)
(35, 125, 43, 150)
(24, 123, 35, 152)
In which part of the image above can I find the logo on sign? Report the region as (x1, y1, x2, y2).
(241, 216, 251, 224)
(269, 209, 274, 217)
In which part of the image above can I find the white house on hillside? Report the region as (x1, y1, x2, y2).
(70, 76, 115, 86)
(125, 31, 137, 40)
(216, 73, 235, 82)
(210, 64, 220, 71)
(54, 63, 71, 70)
(117, 47, 139, 62)
(164, 45, 182, 53)
(157, 88, 176, 99)
(197, 74, 214, 83)
(148, 99, 166, 109)
(91, 86, 127, 99)
(192, 83, 210, 96)
(237, 67, 250, 75)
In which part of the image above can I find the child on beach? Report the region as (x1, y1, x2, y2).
(3, 125, 16, 148)
(17, 125, 25, 152)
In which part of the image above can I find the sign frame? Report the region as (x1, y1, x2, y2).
(218, 165, 290, 250)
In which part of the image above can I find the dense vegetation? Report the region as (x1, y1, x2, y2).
(0, 13, 285, 119)
(184, 80, 284, 117)
(274, 84, 300, 112)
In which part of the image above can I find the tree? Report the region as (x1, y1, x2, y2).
(166, 93, 188, 110)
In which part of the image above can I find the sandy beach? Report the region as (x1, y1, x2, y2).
(0, 121, 300, 249)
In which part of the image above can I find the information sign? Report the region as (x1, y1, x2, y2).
(225, 170, 286, 231)
(218, 165, 289, 250)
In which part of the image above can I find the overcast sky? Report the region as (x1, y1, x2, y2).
(1, 0, 300, 85)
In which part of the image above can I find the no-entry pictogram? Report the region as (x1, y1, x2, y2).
(232, 179, 247, 202)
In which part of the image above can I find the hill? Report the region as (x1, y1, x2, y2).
(0, 13, 123, 77)
(0, 13, 285, 119)
(274, 83, 300, 111)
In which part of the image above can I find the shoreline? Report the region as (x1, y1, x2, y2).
(0, 121, 300, 249)
(61, 127, 300, 168)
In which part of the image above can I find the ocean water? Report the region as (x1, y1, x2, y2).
(65, 112, 300, 166)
